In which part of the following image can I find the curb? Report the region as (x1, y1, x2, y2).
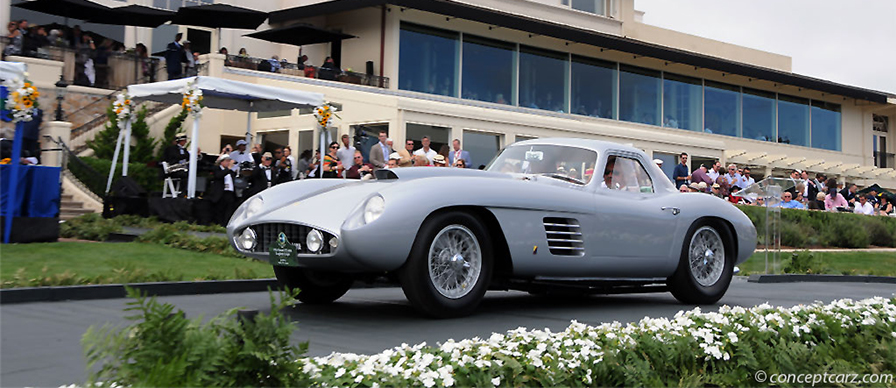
(748, 274, 896, 284)
(0, 278, 398, 305)
(0, 279, 280, 305)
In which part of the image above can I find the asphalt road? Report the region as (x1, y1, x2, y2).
(2, 278, 895, 387)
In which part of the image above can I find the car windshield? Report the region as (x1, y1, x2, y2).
(487, 144, 598, 185)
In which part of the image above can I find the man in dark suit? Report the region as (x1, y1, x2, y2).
(206, 156, 237, 225)
(246, 152, 274, 198)
(163, 133, 189, 165)
(165, 33, 186, 80)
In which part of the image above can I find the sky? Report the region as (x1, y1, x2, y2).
(634, 0, 896, 95)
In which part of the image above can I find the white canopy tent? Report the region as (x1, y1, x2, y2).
(123, 76, 325, 198)
(0, 61, 27, 81)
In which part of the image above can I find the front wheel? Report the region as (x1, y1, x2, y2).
(669, 222, 733, 305)
(273, 266, 353, 304)
(399, 212, 493, 318)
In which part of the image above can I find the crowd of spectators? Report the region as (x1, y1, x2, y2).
(671, 152, 895, 217)
(4, 20, 156, 88)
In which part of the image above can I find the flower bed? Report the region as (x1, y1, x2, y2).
(301, 297, 896, 387)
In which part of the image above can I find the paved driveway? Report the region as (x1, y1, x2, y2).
(2, 278, 894, 387)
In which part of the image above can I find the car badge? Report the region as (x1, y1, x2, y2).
(277, 232, 288, 247)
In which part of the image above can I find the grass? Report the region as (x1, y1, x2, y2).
(740, 250, 896, 276)
(0, 242, 274, 288)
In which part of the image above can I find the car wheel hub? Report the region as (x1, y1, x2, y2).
(428, 225, 482, 299)
(688, 226, 725, 287)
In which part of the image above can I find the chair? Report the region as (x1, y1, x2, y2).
(161, 162, 182, 198)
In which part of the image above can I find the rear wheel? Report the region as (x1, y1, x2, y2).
(273, 266, 353, 304)
(669, 222, 733, 305)
(399, 212, 493, 318)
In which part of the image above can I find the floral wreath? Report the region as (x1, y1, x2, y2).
(3, 77, 39, 123)
(181, 80, 204, 119)
(112, 92, 135, 122)
(313, 103, 339, 127)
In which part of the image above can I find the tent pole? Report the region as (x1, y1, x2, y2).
(3, 122, 25, 243)
(245, 102, 253, 149)
(106, 129, 125, 194)
(187, 118, 200, 198)
(121, 118, 132, 176)
(319, 125, 325, 179)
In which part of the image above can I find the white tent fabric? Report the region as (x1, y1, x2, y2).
(127, 76, 324, 112)
(123, 76, 325, 198)
(0, 61, 27, 81)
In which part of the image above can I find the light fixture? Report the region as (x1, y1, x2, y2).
(237, 228, 257, 251)
(306, 229, 323, 252)
(54, 75, 68, 121)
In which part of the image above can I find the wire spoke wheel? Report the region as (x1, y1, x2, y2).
(688, 226, 725, 287)
(427, 224, 482, 299)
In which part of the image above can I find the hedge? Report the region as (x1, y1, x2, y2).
(736, 205, 896, 249)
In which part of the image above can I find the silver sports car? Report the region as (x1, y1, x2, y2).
(228, 138, 756, 318)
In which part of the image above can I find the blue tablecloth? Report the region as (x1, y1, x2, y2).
(0, 165, 60, 218)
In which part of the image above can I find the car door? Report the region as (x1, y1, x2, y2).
(588, 152, 681, 276)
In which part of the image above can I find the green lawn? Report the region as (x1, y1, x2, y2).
(740, 250, 896, 276)
(0, 242, 274, 288)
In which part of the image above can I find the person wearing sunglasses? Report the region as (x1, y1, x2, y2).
(321, 141, 343, 178)
(346, 150, 375, 179)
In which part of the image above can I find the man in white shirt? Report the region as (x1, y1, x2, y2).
(414, 136, 438, 165)
(336, 134, 356, 167)
(739, 167, 756, 188)
(229, 140, 254, 172)
(853, 195, 875, 215)
(706, 161, 721, 182)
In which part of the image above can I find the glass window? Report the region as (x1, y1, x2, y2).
(571, 55, 616, 119)
(703, 81, 739, 137)
(406, 123, 450, 155)
(257, 110, 291, 119)
(462, 35, 515, 105)
(603, 156, 653, 193)
(619, 65, 661, 126)
(653, 152, 679, 182)
(514, 135, 538, 143)
(742, 88, 775, 142)
(462, 131, 502, 169)
(299, 130, 314, 155)
(519, 46, 568, 113)
(399, 23, 459, 97)
(662, 73, 702, 131)
(777, 94, 810, 146)
(811, 101, 841, 151)
(487, 144, 598, 185)
(562, 0, 606, 15)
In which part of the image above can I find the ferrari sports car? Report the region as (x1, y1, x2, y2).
(227, 138, 756, 318)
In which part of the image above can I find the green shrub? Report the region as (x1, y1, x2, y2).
(136, 224, 241, 258)
(77, 157, 162, 195)
(782, 251, 829, 274)
(82, 287, 306, 387)
(863, 217, 896, 247)
(821, 216, 871, 248)
(60, 213, 121, 241)
(88, 105, 158, 163)
(778, 220, 809, 248)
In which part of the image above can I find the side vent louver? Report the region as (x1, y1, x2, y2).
(543, 217, 584, 256)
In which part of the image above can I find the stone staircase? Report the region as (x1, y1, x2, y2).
(59, 188, 96, 221)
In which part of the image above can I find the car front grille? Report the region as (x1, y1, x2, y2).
(543, 217, 584, 256)
(249, 222, 333, 254)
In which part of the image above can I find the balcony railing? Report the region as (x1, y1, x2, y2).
(225, 54, 389, 89)
(1, 37, 163, 90)
(874, 151, 895, 168)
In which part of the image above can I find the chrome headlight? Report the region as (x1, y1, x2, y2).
(236, 228, 257, 251)
(306, 229, 323, 252)
(363, 195, 385, 224)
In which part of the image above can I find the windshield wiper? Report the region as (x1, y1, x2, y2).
(540, 173, 585, 185)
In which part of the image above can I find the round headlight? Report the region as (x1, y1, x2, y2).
(306, 229, 323, 252)
(363, 195, 385, 224)
(237, 228, 257, 251)
(329, 237, 339, 250)
(245, 196, 264, 219)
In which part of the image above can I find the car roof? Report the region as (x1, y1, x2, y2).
(510, 138, 645, 156)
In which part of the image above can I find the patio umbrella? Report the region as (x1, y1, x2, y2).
(170, 3, 268, 30)
(245, 23, 355, 46)
(13, 0, 112, 22)
(86, 5, 175, 28)
(857, 183, 892, 196)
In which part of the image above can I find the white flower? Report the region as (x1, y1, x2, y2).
(492, 377, 501, 386)
(334, 367, 346, 378)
